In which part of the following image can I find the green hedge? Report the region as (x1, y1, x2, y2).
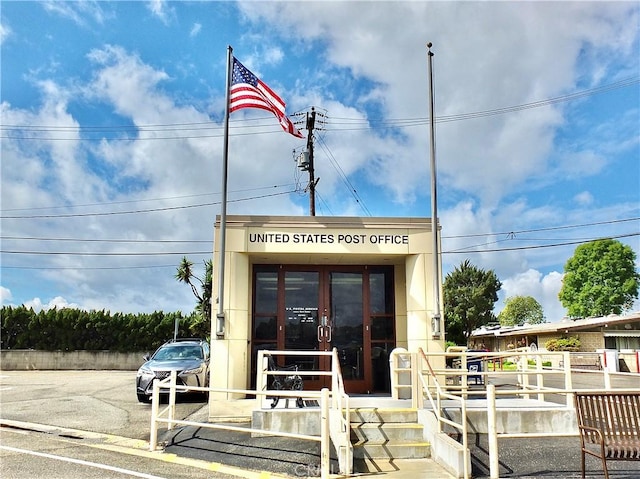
(545, 336, 581, 352)
(0, 306, 209, 353)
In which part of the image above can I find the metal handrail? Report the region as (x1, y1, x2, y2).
(329, 348, 352, 474)
(150, 349, 352, 478)
(419, 348, 640, 479)
(149, 371, 336, 479)
(417, 348, 471, 479)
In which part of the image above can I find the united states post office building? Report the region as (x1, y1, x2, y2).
(210, 215, 445, 397)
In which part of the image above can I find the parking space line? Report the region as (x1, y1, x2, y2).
(0, 445, 168, 479)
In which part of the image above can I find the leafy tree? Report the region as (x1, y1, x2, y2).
(443, 259, 502, 345)
(175, 256, 212, 337)
(559, 239, 639, 317)
(498, 295, 545, 326)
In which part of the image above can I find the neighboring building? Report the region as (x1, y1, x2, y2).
(469, 312, 640, 371)
(208, 215, 445, 405)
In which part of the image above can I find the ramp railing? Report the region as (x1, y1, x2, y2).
(150, 348, 352, 479)
(414, 348, 640, 479)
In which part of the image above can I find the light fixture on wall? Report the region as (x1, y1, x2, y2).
(216, 312, 225, 338)
(432, 313, 441, 338)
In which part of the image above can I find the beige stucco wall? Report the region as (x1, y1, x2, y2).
(209, 215, 444, 402)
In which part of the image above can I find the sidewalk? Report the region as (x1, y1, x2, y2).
(161, 403, 456, 478)
(161, 403, 640, 479)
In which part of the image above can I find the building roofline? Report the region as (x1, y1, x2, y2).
(470, 311, 640, 338)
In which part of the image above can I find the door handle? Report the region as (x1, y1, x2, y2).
(317, 325, 324, 342)
(326, 325, 332, 342)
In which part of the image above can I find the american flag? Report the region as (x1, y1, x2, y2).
(229, 57, 304, 138)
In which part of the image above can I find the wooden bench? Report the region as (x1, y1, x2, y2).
(560, 354, 602, 370)
(574, 391, 640, 479)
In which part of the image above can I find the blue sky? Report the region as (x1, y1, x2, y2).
(1, 1, 639, 323)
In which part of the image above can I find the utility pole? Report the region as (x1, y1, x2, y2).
(294, 107, 325, 216)
(307, 108, 317, 216)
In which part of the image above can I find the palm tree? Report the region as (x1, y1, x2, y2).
(175, 257, 212, 335)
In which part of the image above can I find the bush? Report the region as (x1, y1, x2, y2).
(0, 306, 207, 352)
(545, 337, 581, 352)
(527, 359, 552, 367)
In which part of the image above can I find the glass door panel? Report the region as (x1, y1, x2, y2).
(330, 272, 365, 385)
(284, 271, 322, 381)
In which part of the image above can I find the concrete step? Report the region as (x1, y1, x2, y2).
(350, 422, 425, 442)
(349, 407, 430, 466)
(349, 407, 418, 423)
(353, 458, 456, 477)
(352, 441, 431, 460)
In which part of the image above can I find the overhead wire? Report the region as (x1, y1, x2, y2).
(315, 133, 373, 216)
(1, 184, 298, 213)
(2, 77, 637, 139)
(1, 78, 638, 269)
(0, 189, 297, 219)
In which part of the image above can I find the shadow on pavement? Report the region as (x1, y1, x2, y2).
(162, 422, 340, 477)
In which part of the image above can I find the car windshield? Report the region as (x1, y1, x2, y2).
(153, 345, 203, 361)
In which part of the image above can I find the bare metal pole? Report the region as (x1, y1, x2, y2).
(427, 42, 441, 338)
(216, 45, 233, 338)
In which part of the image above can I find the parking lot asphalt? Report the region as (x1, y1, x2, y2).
(2, 370, 640, 478)
(160, 403, 640, 479)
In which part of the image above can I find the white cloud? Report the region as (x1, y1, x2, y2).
(23, 296, 79, 313)
(146, 0, 174, 25)
(42, 0, 109, 26)
(574, 191, 594, 206)
(189, 23, 201, 38)
(1, 1, 636, 317)
(1, 286, 13, 303)
(0, 22, 12, 45)
(500, 270, 566, 322)
(239, 1, 637, 208)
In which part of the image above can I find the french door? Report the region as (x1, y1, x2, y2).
(252, 265, 395, 394)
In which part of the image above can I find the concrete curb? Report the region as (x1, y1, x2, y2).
(0, 419, 295, 479)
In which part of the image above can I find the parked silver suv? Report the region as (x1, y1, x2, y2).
(136, 338, 210, 403)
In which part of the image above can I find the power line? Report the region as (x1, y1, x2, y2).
(328, 76, 640, 130)
(2, 227, 637, 263)
(315, 134, 372, 216)
(443, 232, 640, 255)
(441, 217, 640, 239)
(0, 189, 297, 220)
(0, 184, 297, 213)
(2, 77, 636, 140)
(0, 236, 210, 244)
(0, 250, 211, 256)
(0, 264, 184, 271)
(2, 216, 637, 249)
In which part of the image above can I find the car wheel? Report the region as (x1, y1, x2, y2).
(137, 393, 150, 403)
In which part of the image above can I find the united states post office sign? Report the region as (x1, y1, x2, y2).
(246, 228, 412, 254)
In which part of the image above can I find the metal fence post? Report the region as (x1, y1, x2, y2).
(487, 383, 499, 479)
(563, 352, 573, 407)
(321, 387, 330, 479)
(149, 379, 160, 451)
(168, 370, 177, 430)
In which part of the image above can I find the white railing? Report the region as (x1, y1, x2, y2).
(255, 349, 352, 474)
(150, 349, 352, 479)
(410, 348, 640, 479)
(417, 348, 471, 479)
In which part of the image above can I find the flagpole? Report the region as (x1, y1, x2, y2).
(216, 45, 233, 338)
(427, 42, 441, 338)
